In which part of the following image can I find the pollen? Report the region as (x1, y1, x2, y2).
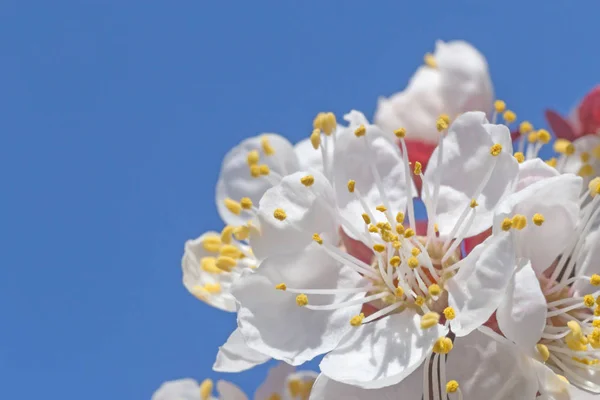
(392, 240, 401, 249)
(440, 114, 450, 125)
(313, 112, 336, 135)
(411, 247, 421, 256)
(519, 121, 533, 134)
(310, 129, 321, 149)
(414, 161, 422, 175)
(428, 284, 441, 297)
(537, 129, 551, 144)
(407, 256, 419, 269)
(434, 223, 439, 233)
(554, 139, 575, 155)
(581, 152, 591, 163)
(590, 274, 600, 286)
(424, 53, 437, 68)
(511, 214, 527, 230)
(501, 218, 513, 231)
(201, 235, 222, 252)
(566, 321, 588, 351)
(275, 283, 287, 291)
(233, 225, 250, 241)
(490, 143, 503, 156)
(374, 205, 386, 213)
(395, 224, 405, 235)
(594, 320, 600, 328)
(200, 379, 214, 400)
(373, 243, 386, 253)
(216, 256, 237, 271)
(390, 256, 401, 268)
(240, 197, 253, 210)
(446, 380, 459, 394)
(259, 164, 270, 175)
(350, 313, 365, 326)
(579, 164, 595, 177)
(219, 244, 243, 259)
(224, 198, 242, 215)
(220, 226, 234, 244)
(261, 136, 275, 155)
(590, 177, 600, 196)
(347, 180, 356, 193)
(494, 100, 506, 113)
(300, 175, 315, 187)
(443, 307, 456, 320)
(249, 164, 261, 177)
(420, 312, 440, 329)
(247, 150, 260, 166)
(404, 228, 415, 238)
(584, 295, 596, 308)
(557, 375, 570, 385)
(532, 213, 545, 226)
(296, 294, 308, 306)
(395, 286, 404, 297)
(201, 257, 221, 274)
(436, 116, 449, 132)
(433, 337, 454, 354)
(536, 343, 550, 362)
(396, 212, 405, 223)
(361, 213, 371, 224)
(470, 199, 478, 208)
(415, 296, 425, 306)
(503, 110, 516, 123)
(354, 124, 366, 137)
(203, 283, 221, 294)
(368, 224, 379, 233)
(312, 233, 323, 245)
(394, 127, 406, 138)
(528, 132, 538, 143)
(273, 208, 287, 221)
(514, 152, 525, 163)
(546, 158, 557, 168)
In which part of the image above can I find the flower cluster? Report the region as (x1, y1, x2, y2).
(153, 40, 600, 400)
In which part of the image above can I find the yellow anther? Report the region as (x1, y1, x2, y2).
(440, 114, 450, 125)
(380, 230, 396, 243)
(511, 214, 527, 230)
(554, 139, 575, 155)
(249, 164, 261, 177)
(546, 157, 557, 168)
(220, 244, 243, 259)
(216, 256, 237, 271)
(424, 53, 437, 68)
(368, 224, 379, 233)
(414, 296, 425, 306)
(201, 257, 222, 274)
(390, 256, 401, 268)
(376, 204, 387, 212)
(300, 175, 315, 187)
(436, 116, 449, 132)
(240, 197, 253, 210)
(395, 224, 405, 235)
(376, 222, 389, 230)
(589, 328, 600, 349)
(310, 129, 321, 149)
(434, 223, 439, 233)
(200, 379, 214, 400)
(361, 213, 371, 225)
(313, 112, 336, 135)
(220, 226, 234, 245)
(594, 320, 600, 328)
(392, 240, 401, 249)
(581, 152, 591, 163)
(267, 394, 282, 400)
(261, 136, 275, 156)
(275, 283, 287, 291)
(411, 247, 421, 256)
(443, 307, 456, 320)
(532, 213, 545, 226)
(501, 218, 513, 231)
(350, 313, 365, 326)
(519, 121, 533, 134)
(247, 150, 260, 166)
(259, 164, 270, 175)
(470, 199, 478, 208)
(537, 129, 551, 144)
(446, 380, 459, 394)
(233, 225, 250, 241)
(373, 243, 386, 253)
(433, 337, 454, 354)
(201, 235, 222, 252)
(494, 100, 506, 113)
(273, 208, 287, 221)
(536, 343, 550, 362)
(394, 127, 407, 138)
(421, 312, 440, 329)
(203, 283, 221, 294)
(514, 152, 525, 163)
(584, 295, 596, 308)
(354, 124, 367, 137)
(395, 212, 405, 223)
(347, 180, 356, 193)
(579, 164, 595, 177)
(414, 161, 422, 175)
(404, 228, 415, 238)
(407, 256, 419, 269)
(312, 233, 323, 245)
(566, 321, 588, 351)
(557, 375, 570, 385)
(590, 275, 600, 286)
(528, 131, 539, 143)
(428, 284, 441, 297)
(595, 306, 600, 317)
(224, 198, 242, 215)
(490, 143, 503, 156)
(395, 286, 404, 297)
(503, 110, 516, 123)
(296, 294, 308, 306)
(590, 177, 600, 197)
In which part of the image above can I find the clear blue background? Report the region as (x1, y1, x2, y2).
(1, 1, 598, 399)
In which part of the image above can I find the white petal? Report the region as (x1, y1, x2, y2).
(232, 244, 367, 365)
(562, 135, 600, 187)
(447, 330, 538, 400)
(320, 311, 446, 389)
(213, 328, 271, 373)
(333, 122, 408, 239)
(496, 260, 547, 350)
(516, 158, 559, 191)
(446, 231, 516, 336)
(573, 227, 600, 296)
(493, 174, 582, 273)
(424, 111, 519, 238)
(534, 360, 570, 400)
(569, 385, 600, 400)
(217, 380, 249, 400)
(253, 362, 296, 400)
(309, 368, 423, 400)
(249, 170, 338, 260)
(216, 134, 300, 227)
(151, 379, 200, 400)
(182, 232, 239, 312)
(283, 371, 319, 399)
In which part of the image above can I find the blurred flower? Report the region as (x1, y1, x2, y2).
(151, 378, 246, 400)
(546, 86, 600, 141)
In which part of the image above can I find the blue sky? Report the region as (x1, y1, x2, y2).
(1, 1, 599, 399)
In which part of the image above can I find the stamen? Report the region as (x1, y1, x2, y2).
(421, 312, 440, 329)
(303, 291, 388, 311)
(200, 379, 213, 400)
(432, 337, 453, 354)
(273, 208, 287, 221)
(296, 294, 309, 306)
(300, 175, 315, 187)
(247, 150, 260, 166)
(201, 235, 221, 252)
(310, 129, 321, 149)
(261, 136, 275, 155)
(224, 198, 242, 215)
